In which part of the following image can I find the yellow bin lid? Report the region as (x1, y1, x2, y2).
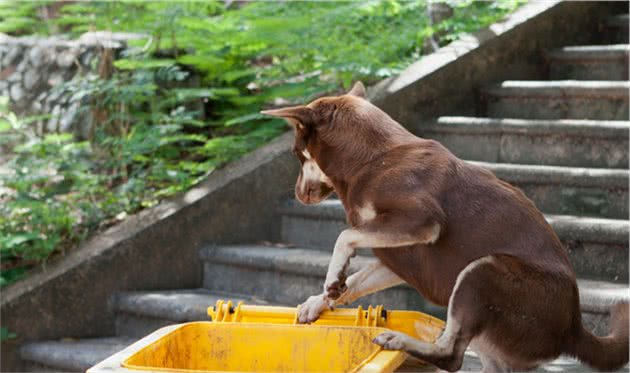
(208, 300, 445, 343)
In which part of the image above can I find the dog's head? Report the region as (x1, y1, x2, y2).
(261, 82, 368, 204)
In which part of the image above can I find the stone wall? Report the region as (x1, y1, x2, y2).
(0, 32, 139, 138)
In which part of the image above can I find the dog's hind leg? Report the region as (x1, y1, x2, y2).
(374, 256, 496, 372)
(376, 254, 576, 372)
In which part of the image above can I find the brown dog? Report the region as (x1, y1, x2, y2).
(262, 82, 629, 372)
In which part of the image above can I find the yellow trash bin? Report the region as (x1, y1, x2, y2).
(87, 301, 444, 373)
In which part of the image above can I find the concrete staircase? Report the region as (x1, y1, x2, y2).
(20, 12, 629, 372)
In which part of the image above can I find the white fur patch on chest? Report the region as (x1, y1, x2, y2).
(427, 223, 441, 244)
(356, 202, 377, 223)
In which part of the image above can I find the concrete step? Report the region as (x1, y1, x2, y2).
(112, 289, 269, 338)
(415, 117, 629, 168)
(579, 279, 629, 337)
(605, 14, 629, 44)
(471, 161, 628, 219)
(20, 337, 134, 372)
(402, 352, 619, 373)
(19, 338, 620, 373)
(279, 199, 628, 282)
(547, 44, 629, 80)
(200, 245, 444, 317)
(485, 81, 629, 120)
(200, 245, 628, 336)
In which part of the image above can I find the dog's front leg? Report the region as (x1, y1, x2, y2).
(298, 260, 404, 323)
(324, 229, 364, 299)
(324, 210, 442, 301)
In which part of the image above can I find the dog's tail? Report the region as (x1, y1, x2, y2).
(573, 302, 629, 371)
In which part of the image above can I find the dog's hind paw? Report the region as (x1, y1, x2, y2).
(372, 331, 413, 351)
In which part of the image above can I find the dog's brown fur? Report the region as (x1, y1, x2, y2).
(262, 82, 629, 372)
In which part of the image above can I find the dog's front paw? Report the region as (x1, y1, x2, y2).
(324, 277, 348, 300)
(372, 331, 413, 351)
(297, 294, 329, 324)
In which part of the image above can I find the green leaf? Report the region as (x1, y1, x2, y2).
(160, 133, 207, 145)
(222, 68, 256, 83)
(224, 112, 266, 127)
(0, 327, 17, 341)
(0, 120, 11, 132)
(172, 88, 239, 101)
(114, 58, 176, 70)
(43, 133, 73, 144)
(176, 54, 225, 72)
(0, 266, 28, 288)
(0, 17, 37, 33)
(1, 233, 41, 251)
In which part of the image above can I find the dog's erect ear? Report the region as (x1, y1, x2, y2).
(261, 105, 315, 128)
(348, 81, 366, 98)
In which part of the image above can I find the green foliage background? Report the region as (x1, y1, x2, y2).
(0, 0, 522, 287)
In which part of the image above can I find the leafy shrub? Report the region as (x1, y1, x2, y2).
(0, 1, 51, 35)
